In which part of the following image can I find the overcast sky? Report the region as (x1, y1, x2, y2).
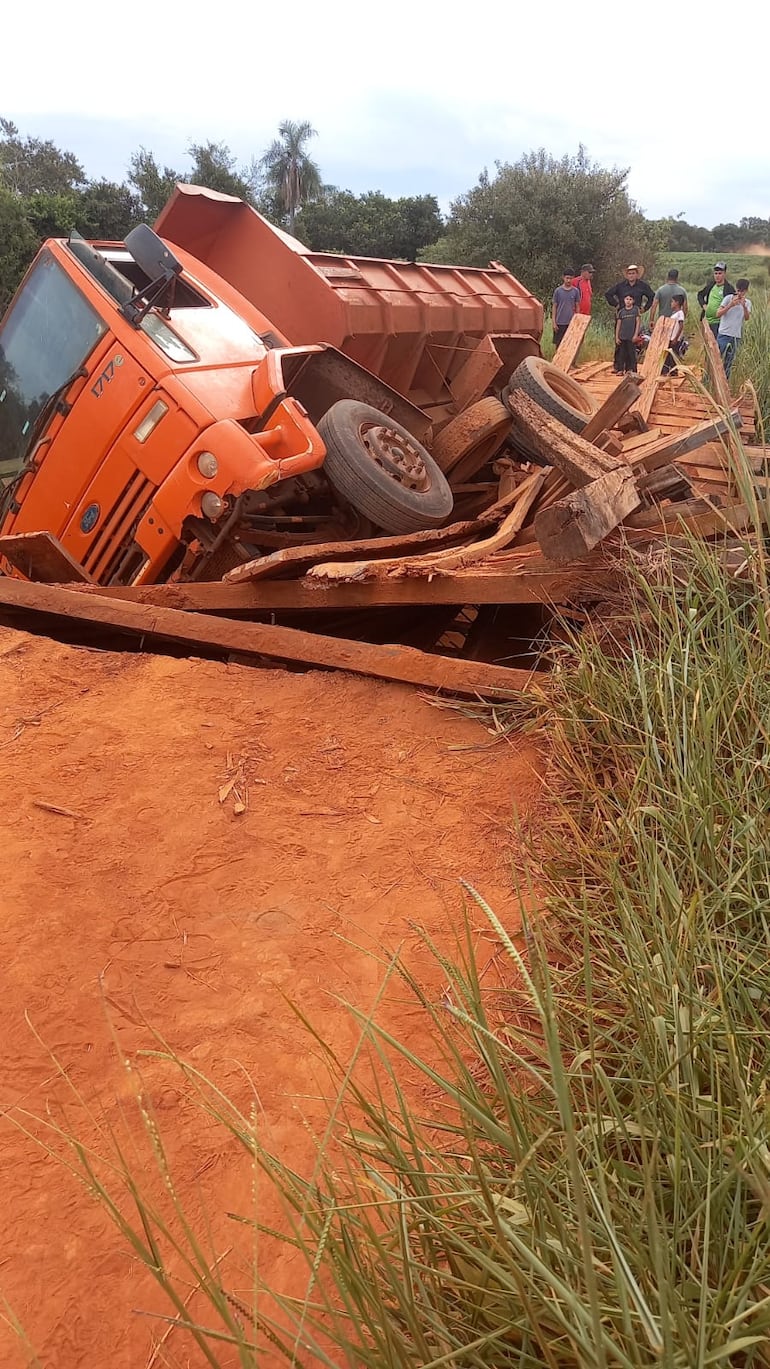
(5, 0, 768, 230)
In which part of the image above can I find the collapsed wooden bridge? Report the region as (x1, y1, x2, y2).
(0, 317, 764, 697)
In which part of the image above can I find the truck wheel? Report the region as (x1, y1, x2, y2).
(318, 401, 454, 535)
(503, 356, 598, 435)
(430, 398, 512, 480)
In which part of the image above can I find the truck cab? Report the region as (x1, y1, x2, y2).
(0, 226, 448, 585)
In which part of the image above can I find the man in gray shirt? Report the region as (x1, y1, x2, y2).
(650, 269, 689, 325)
(551, 270, 581, 347)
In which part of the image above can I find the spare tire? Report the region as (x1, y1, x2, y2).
(503, 356, 598, 435)
(318, 400, 453, 535)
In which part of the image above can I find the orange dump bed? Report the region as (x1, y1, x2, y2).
(155, 185, 542, 425)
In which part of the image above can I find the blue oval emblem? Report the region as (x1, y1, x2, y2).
(80, 503, 100, 534)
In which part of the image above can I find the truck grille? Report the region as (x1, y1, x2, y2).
(82, 471, 155, 585)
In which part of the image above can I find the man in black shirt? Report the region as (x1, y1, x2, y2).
(605, 264, 655, 315)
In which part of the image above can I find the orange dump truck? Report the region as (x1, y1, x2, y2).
(0, 188, 542, 587)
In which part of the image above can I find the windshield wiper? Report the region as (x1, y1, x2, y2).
(19, 365, 88, 467)
(0, 365, 87, 521)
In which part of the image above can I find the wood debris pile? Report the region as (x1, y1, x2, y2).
(0, 317, 764, 699)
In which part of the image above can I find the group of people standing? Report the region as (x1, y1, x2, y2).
(550, 261, 752, 380)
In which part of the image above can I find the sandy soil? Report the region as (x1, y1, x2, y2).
(0, 627, 543, 1367)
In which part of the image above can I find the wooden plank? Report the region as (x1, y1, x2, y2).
(679, 444, 767, 474)
(0, 532, 94, 584)
(701, 320, 733, 410)
(629, 412, 742, 475)
(307, 473, 546, 583)
(595, 433, 624, 458)
(640, 316, 677, 380)
(624, 496, 761, 538)
(535, 467, 642, 564)
(79, 564, 603, 611)
(622, 427, 662, 453)
(634, 317, 676, 424)
(571, 360, 611, 382)
(638, 465, 692, 500)
(0, 579, 540, 697)
(506, 391, 620, 487)
(223, 501, 520, 585)
(552, 314, 591, 371)
(581, 374, 642, 443)
(449, 333, 504, 411)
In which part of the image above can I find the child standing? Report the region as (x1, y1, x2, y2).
(716, 279, 751, 379)
(551, 270, 581, 348)
(661, 291, 687, 374)
(614, 293, 640, 373)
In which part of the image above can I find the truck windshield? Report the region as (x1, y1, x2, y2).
(0, 250, 106, 483)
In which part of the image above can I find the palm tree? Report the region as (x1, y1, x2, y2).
(258, 120, 322, 232)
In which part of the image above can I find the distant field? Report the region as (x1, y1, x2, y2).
(665, 251, 770, 293)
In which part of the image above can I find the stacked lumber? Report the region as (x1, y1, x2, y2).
(571, 361, 756, 439)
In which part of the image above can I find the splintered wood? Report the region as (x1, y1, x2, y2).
(308, 473, 545, 583)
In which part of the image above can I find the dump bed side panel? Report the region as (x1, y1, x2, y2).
(155, 185, 543, 418)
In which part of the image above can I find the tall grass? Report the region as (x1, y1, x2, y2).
(733, 293, 770, 432)
(10, 458, 770, 1365)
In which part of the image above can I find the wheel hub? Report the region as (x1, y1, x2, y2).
(360, 423, 431, 492)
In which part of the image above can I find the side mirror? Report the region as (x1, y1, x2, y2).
(125, 224, 182, 281)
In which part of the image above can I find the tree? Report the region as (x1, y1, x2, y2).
(297, 189, 443, 259)
(128, 148, 183, 222)
(0, 118, 85, 196)
(0, 189, 38, 311)
(74, 180, 143, 239)
(257, 120, 322, 231)
(187, 141, 254, 204)
(740, 215, 770, 246)
(711, 222, 744, 251)
(420, 148, 661, 303)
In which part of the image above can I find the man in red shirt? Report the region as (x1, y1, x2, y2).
(571, 263, 594, 315)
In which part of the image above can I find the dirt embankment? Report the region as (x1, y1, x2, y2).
(0, 628, 543, 1367)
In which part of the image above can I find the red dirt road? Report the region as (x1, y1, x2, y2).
(0, 628, 542, 1367)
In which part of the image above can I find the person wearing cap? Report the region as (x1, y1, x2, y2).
(650, 269, 689, 326)
(551, 270, 581, 347)
(571, 263, 594, 316)
(697, 263, 736, 338)
(604, 265, 655, 316)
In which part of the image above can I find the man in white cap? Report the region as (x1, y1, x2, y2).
(605, 264, 655, 316)
(697, 263, 737, 339)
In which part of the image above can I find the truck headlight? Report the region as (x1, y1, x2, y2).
(201, 491, 226, 521)
(196, 451, 218, 478)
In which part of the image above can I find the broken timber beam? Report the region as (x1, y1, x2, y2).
(580, 374, 642, 444)
(701, 320, 733, 411)
(505, 391, 621, 487)
(534, 467, 642, 564)
(224, 496, 524, 584)
(79, 565, 602, 612)
(0, 579, 537, 697)
(629, 412, 742, 474)
(634, 316, 676, 425)
(307, 472, 545, 582)
(552, 314, 591, 371)
(0, 531, 94, 584)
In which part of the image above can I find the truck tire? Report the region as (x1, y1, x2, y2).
(503, 356, 598, 435)
(431, 398, 512, 479)
(318, 401, 454, 535)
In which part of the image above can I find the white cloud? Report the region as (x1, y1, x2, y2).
(5, 0, 768, 227)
